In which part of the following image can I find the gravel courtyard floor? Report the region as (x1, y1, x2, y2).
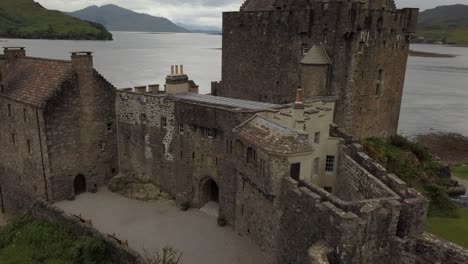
(55, 188, 270, 264)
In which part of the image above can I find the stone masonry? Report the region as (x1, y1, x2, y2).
(217, 0, 418, 138)
(0, 48, 118, 213)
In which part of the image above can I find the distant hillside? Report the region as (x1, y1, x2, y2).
(416, 4, 468, 45)
(0, 0, 112, 40)
(68, 5, 190, 33)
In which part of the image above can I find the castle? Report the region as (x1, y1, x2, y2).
(1, 1, 468, 264)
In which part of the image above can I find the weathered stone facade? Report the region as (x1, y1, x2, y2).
(217, 0, 419, 138)
(0, 48, 118, 213)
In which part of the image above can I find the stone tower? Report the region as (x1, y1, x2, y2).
(217, 0, 418, 138)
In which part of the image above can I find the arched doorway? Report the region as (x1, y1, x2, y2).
(199, 178, 220, 217)
(200, 178, 219, 205)
(74, 174, 86, 195)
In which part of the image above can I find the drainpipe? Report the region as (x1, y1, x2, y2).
(36, 109, 50, 202)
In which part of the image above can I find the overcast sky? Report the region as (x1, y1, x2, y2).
(37, 0, 468, 28)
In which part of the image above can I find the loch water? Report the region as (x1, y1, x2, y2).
(2, 33, 467, 137)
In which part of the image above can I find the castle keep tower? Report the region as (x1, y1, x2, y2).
(217, 0, 418, 138)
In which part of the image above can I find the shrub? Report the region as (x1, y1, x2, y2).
(179, 201, 190, 211)
(217, 215, 227, 227)
(425, 185, 459, 218)
(143, 246, 182, 264)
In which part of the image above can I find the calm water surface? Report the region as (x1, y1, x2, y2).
(2, 33, 467, 137)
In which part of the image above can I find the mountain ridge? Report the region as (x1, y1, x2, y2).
(0, 0, 112, 40)
(68, 4, 190, 33)
(416, 4, 468, 45)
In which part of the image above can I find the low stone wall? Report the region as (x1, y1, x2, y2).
(401, 233, 468, 264)
(335, 152, 398, 201)
(29, 200, 144, 264)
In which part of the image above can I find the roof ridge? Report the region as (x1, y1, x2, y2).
(20, 56, 71, 64)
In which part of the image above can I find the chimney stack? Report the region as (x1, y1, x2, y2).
(70, 51, 94, 73)
(4, 47, 26, 61)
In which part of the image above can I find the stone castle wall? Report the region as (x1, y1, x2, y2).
(0, 98, 49, 213)
(220, 2, 418, 138)
(44, 71, 118, 202)
(116, 91, 253, 222)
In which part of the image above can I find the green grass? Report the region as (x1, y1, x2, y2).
(426, 208, 468, 249)
(0, 216, 112, 264)
(362, 135, 458, 217)
(453, 164, 468, 180)
(0, 0, 112, 40)
(416, 26, 468, 45)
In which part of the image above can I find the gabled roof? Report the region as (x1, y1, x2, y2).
(301, 44, 331, 65)
(1, 57, 72, 107)
(234, 115, 313, 155)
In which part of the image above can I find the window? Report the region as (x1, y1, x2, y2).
(107, 123, 113, 132)
(8, 104, 11, 117)
(207, 128, 215, 139)
(11, 133, 16, 145)
(161, 117, 167, 128)
(23, 109, 27, 122)
(322, 3, 329, 11)
(313, 158, 320, 176)
(290, 163, 301, 181)
(323, 32, 328, 43)
(27, 140, 32, 153)
(325, 155, 335, 173)
(247, 147, 254, 163)
(314, 132, 321, 144)
(100, 141, 105, 151)
(0, 85, 4, 93)
(140, 113, 147, 124)
(376, 69, 384, 96)
(324, 187, 333, 193)
(111, 168, 117, 174)
(178, 123, 184, 134)
(302, 44, 309, 55)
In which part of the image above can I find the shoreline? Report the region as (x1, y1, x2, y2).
(416, 133, 468, 165)
(409, 49, 457, 58)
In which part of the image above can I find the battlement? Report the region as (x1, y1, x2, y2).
(119, 84, 162, 94)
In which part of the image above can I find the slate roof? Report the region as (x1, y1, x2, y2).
(301, 44, 331, 65)
(234, 115, 314, 155)
(1, 57, 72, 107)
(171, 93, 280, 111)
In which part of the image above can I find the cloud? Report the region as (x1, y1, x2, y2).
(36, 0, 468, 27)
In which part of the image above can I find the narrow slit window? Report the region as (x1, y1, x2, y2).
(27, 140, 32, 153)
(11, 133, 16, 146)
(107, 122, 113, 132)
(161, 117, 167, 128)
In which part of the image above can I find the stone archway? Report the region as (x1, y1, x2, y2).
(199, 177, 220, 217)
(200, 178, 219, 205)
(74, 174, 87, 195)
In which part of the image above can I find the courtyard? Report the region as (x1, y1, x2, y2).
(55, 188, 270, 264)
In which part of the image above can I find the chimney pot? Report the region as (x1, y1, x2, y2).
(171, 65, 175, 75)
(180, 65, 184, 74)
(175, 65, 179, 75)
